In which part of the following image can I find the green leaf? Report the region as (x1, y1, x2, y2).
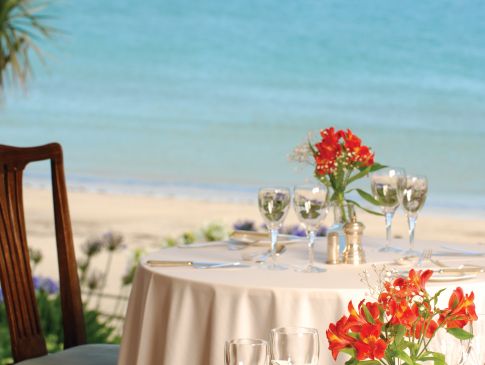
(447, 327, 474, 340)
(367, 162, 387, 172)
(341, 347, 356, 357)
(394, 324, 406, 345)
(345, 358, 358, 365)
(347, 165, 372, 185)
(356, 189, 381, 206)
(346, 199, 384, 216)
(418, 351, 446, 365)
(347, 163, 387, 185)
(356, 361, 381, 365)
(397, 349, 414, 365)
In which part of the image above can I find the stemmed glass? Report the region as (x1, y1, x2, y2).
(225, 338, 270, 365)
(258, 187, 291, 271)
(429, 314, 485, 365)
(293, 185, 328, 273)
(370, 167, 406, 252)
(401, 174, 428, 256)
(270, 327, 319, 365)
(462, 314, 485, 365)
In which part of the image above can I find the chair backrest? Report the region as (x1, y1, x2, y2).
(0, 143, 86, 363)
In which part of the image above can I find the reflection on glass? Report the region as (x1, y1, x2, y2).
(371, 167, 406, 252)
(270, 327, 319, 365)
(293, 185, 328, 273)
(402, 174, 428, 256)
(258, 187, 291, 270)
(225, 338, 269, 365)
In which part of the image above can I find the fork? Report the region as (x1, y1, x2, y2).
(416, 249, 433, 267)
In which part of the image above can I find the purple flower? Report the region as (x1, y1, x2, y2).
(316, 226, 327, 237)
(33, 276, 59, 294)
(233, 220, 256, 231)
(103, 231, 125, 252)
(281, 224, 307, 237)
(81, 238, 103, 257)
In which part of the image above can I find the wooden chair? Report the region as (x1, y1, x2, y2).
(0, 143, 118, 365)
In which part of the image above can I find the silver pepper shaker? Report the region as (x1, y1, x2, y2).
(326, 232, 340, 264)
(342, 213, 366, 265)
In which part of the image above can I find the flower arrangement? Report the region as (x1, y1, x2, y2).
(326, 269, 477, 364)
(291, 127, 385, 223)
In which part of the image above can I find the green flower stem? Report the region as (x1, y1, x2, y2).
(95, 251, 114, 310)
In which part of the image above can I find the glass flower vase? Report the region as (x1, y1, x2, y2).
(327, 201, 355, 254)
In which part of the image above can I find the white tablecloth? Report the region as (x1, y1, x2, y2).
(118, 237, 485, 365)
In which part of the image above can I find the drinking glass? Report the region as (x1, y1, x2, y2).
(225, 338, 270, 365)
(401, 174, 428, 256)
(258, 187, 291, 270)
(370, 167, 406, 252)
(270, 327, 319, 365)
(293, 185, 328, 273)
(464, 314, 485, 365)
(429, 314, 485, 365)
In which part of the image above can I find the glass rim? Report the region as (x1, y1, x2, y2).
(258, 186, 290, 193)
(371, 166, 406, 175)
(225, 338, 268, 346)
(406, 174, 428, 180)
(270, 326, 319, 335)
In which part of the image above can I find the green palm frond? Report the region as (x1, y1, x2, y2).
(0, 0, 56, 89)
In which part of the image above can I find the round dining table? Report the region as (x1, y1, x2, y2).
(118, 237, 485, 365)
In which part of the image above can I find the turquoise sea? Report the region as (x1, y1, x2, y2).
(1, 0, 485, 211)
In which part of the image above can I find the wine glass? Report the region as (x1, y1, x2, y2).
(293, 185, 328, 273)
(429, 314, 485, 365)
(270, 327, 319, 365)
(225, 338, 270, 365)
(258, 187, 291, 270)
(401, 174, 428, 256)
(370, 167, 406, 252)
(464, 314, 485, 365)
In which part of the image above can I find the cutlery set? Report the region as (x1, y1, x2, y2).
(153, 235, 485, 278)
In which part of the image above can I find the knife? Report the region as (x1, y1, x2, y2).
(432, 251, 485, 257)
(438, 245, 485, 256)
(146, 260, 250, 269)
(436, 266, 484, 274)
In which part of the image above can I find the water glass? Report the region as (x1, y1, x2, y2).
(428, 314, 485, 365)
(293, 185, 328, 273)
(465, 314, 485, 365)
(258, 187, 291, 270)
(225, 338, 270, 365)
(370, 167, 406, 252)
(402, 174, 428, 256)
(270, 327, 319, 365)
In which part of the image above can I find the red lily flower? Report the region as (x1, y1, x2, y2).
(346, 300, 382, 331)
(414, 318, 439, 339)
(439, 287, 478, 328)
(314, 128, 342, 175)
(326, 315, 354, 360)
(408, 269, 433, 293)
(353, 323, 387, 361)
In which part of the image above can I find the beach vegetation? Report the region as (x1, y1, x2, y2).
(0, 0, 56, 91)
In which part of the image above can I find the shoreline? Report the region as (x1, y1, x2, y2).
(23, 173, 485, 218)
(24, 186, 485, 247)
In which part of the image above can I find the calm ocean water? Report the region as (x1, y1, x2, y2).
(1, 0, 485, 211)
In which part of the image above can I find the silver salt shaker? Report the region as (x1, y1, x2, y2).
(326, 231, 340, 264)
(342, 214, 366, 265)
